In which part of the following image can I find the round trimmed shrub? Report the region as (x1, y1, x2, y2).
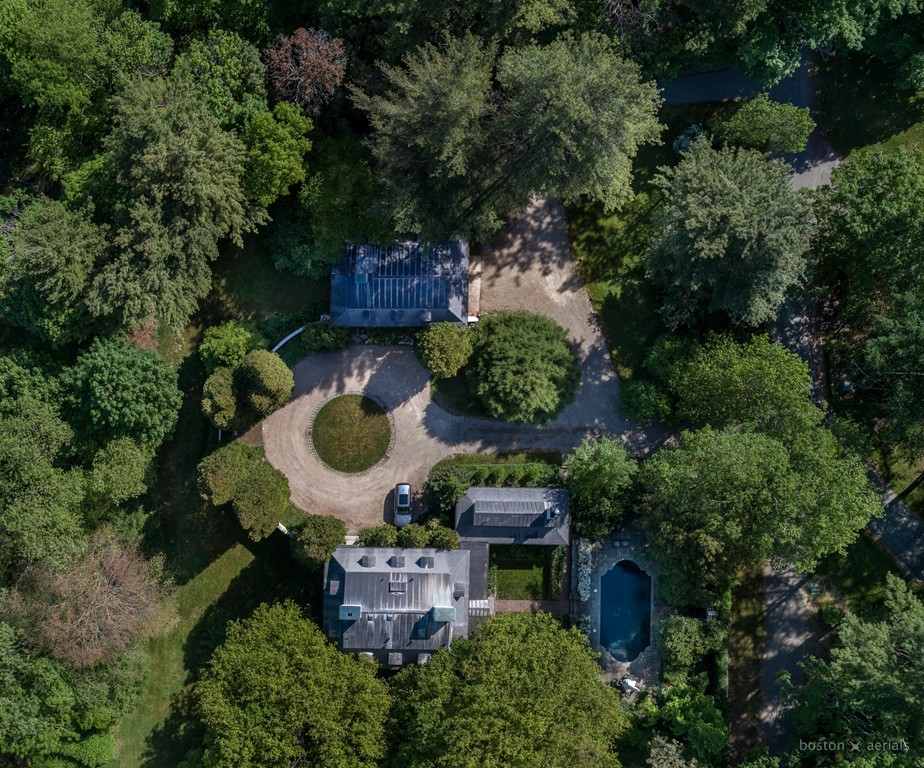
(417, 323, 473, 378)
(469, 312, 579, 425)
(236, 350, 294, 416)
(202, 367, 239, 430)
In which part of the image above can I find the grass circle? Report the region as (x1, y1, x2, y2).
(311, 394, 391, 473)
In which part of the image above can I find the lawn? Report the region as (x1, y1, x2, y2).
(814, 531, 909, 617)
(312, 394, 392, 473)
(489, 545, 565, 600)
(728, 565, 765, 760)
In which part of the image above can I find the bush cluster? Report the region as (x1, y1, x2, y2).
(576, 539, 593, 602)
(202, 349, 294, 431)
(300, 320, 350, 353)
(425, 462, 562, 514)
(356, 520, 460, 549)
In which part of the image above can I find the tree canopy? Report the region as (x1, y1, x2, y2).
(417, 322, 473, 379)
(645, 139, 814, 328)
(714, 93, 815, 153)
(389, 611, 629, 768)
(197, 601, 390, 768)
(565, 437, 638, 539)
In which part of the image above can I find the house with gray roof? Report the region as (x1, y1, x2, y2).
(323, 546, 472, 667)
(329, 240, 469, 327)
(454, 487, 571, 547)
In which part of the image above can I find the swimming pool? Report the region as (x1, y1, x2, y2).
(599, 560, 651, 662)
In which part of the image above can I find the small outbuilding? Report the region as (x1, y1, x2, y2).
(329, 240, 469, 328)
(454, 487, 571, 547)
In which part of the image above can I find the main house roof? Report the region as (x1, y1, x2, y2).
(329, 240, 469, 327)
(454, 487, 571, 546)
(323, 546, 471, 667)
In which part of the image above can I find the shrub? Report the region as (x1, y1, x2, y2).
(425, 520, 460, 549)
(714, 93, 815, 154)
(470, 465, 492, 485)
(620, 379, 671, 423)
(819, 603, 843, 628)
(469, 312, 579, 424)
(417, 323, 473, 378)
(291, 514, 346, 567)
(199, 321, 266, 373)
(357, 524, 398, 547)
(58, 732, 115, 767)
(565, 437, 637, 539)
(425, 468, 469, 513)
(672, 123, 703, 154)
(576, 539, 593, 602)
(396, 523, 430, 548)
(300, 320, 350, 353)
(660, 615, 709, 682)
(202, 367, 239, 430)
(236, 350, 294, 416)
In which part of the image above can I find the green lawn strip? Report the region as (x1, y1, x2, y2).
(312, 394, 391, 473)
(490, 545, 561, 600)
(815, 531, 909, 616)
(728, 565, 765, 758)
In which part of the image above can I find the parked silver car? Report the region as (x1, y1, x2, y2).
(394, 483, 412, 527)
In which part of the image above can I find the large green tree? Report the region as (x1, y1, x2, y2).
(244, 103, 313, 208)
(640, 427, 879, 604)
(197, 601, 390, 768)
(714, 93, 815, 153)
(788, 575, 924, 762)
(565, 437, 637, 539)
(0, 198, 109, 346)
(389, 611, 629, 768)
(63, 336, 182, 449)
(357, 33, 660, 239)
(97, 76, 262, 330)
(645, 139, 813, 328)
(469, 312, 579, 424)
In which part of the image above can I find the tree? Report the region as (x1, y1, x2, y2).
(565, 437, 637, 538)
(659, 616, 709, 682)
(639, 427, 878, 605)
(98, 76, 262, 330)
(290, 515, 346, 567)
(84, 438, 153, 524)
(172, 30, 268, 130)
(469, 312, 579, 424)
(714, 93, 815, 153)
(9, 530, 167, 669)
(356, 524, 398, 547)
(197, 601, 390, 768)
(149, 0, 270, 43)
(389, 612, 629, 767)
(0, 198, 109, 346)
(244, 102, 313, 207)
(654, 678, 730, 764)
(357, 33, 661, 240)
(202, 367, 240, 431)
(0, 348, 62, 414)
(0, 398, 87, 571)
(417, 323, 473, 379)
(199, 321, 267, 373)
(198, 442, 290, 540)
(264, 28, 347, 114)
(64, 337, 182, 449)
(647, 736, 700, 768)
(645, 139, 813, 328)
(425, 519, 460, 549)
(788, 575, 924, 756)
(235, 350, 294, 417)
(396, 523, 430, 548)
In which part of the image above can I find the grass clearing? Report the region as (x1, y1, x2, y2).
(312, 394, 392, 473)
(728, 565, 765, 760)
(489, 545, 565, 600)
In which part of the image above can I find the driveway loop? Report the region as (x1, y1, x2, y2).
(307, 389, 396, 476)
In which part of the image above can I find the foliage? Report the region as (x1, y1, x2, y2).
(645, 139, 813, 328)
(357, 33, 660, 240)
(646, 736, 700, 768)
(576, 539, 593, 602)
(389, 612, 629, 767)
(264, 28, 347, 115)
(640, 427, 879, 605)
(396, 523, 430, 548)
(99, 76, 262, 330)
(235, 350, 294, 417)
(356, 525, 399, 547)
(197, 601, 390, 768)
(0, 198, 109, 346)
(469, 312, 579, 424)
(197, 442, 290, 540)
(659, 616, 710, 683)
(565, 437, 637, 538)
(788, 575, 924, 757)
(621, 378, 672, 423)
(714, 93, 815, 153)
(0, 0, 171, 176)
(244, 102, 313, 207)
(290, 515, 346, 567)
(149, 0, 270, 43)
(425, 519, 460, 549)
(202, 367, 240, 431)
(8, 530, 167, 670)
(64, 337, 182, 449)
(0, 399, 87, 571)
(417, 323, 473, 379)
(172, 30, 267, 130)
(300, 320, 351, 352)
(654, 678, 730, 764)
(0, 348, 62, 414)
(426, 461, 562, 513)
(58, 731, 116, 767)
(199, 321, 267, 373)
(84, 438, 153, 524)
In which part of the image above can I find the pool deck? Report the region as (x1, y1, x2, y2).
(582, 531, 669, 689)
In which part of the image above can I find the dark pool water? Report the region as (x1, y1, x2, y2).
(599, 560, 651, 662)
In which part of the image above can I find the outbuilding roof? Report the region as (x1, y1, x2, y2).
(454, 487, 571, 546)
(329, 240, 469, 327)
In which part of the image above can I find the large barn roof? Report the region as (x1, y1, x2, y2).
(454, 487, 571, 547)
(330, 240, 469, 327)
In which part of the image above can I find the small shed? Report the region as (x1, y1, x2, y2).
(454, 487, 571, 546)
(329, 240, 469, 328)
